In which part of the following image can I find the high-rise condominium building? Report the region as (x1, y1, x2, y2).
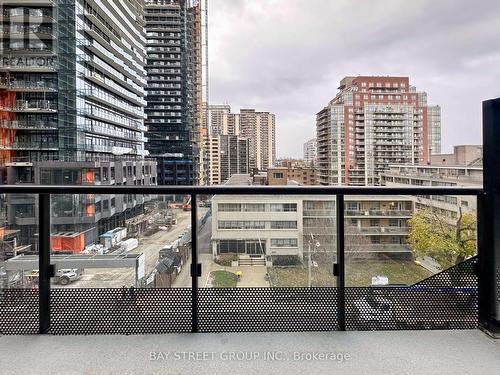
(316, 76, 441, 186)
(203, 104, 232, 184)
(0, 0, 156, 248)
(205, 134, 249, 185)
(208, 106, 276, 171)
(205, 135, 220, 185)
(225, 112, 240, 137)
(427, 105, 441, 155)
(303, 138, 317, 166)
(238, 109, 275, 170)
(205, 103, 230, 136)
(144, 0, 203, 185)
(219, 134, 249, 183)
(204, 104, 240, 137)
(204, 105, 275, 184)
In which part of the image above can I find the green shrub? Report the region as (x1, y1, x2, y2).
(215, 253, 238, 266)
(271, 255, 301, 266)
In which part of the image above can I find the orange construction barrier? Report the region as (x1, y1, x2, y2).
(51, 233, 85, 253)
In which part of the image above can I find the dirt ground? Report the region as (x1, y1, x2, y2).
(58, 209, 192, 288)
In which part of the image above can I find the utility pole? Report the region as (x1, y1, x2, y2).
(307, 233, 319, 288)
(308, 241, 312, 288)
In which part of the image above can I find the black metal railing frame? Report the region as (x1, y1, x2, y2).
(0, 184, 487, 333)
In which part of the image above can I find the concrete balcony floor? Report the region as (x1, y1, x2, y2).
(1, 330, 499, 374)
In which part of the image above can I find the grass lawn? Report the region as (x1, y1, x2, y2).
(346, 260, 433, 286)
(268, 253, 337, 287)
(211, 270, 238, 288)
(269, 265, 336, 287)
(270, 260, 433, 287)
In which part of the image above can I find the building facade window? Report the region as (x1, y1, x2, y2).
(270, 221, 297, 229)
(242, 203, 266, 212)
(218, 203, 241, 212)
(218, 221, 266, 230)
(270, 238, 298, 247)
(269, 203, 297, 212)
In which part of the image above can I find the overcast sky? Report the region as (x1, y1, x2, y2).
(208, 0, 500, 158)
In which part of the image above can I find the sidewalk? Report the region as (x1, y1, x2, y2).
(203, 261, 270, 287)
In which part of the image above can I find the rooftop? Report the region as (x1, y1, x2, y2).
(224, 174, 253, 185)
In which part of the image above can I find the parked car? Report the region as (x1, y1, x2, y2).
(53, 269, 84, 285)
(353, 294, 393, 325)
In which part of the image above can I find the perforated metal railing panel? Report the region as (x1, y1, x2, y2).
(346, 257, 478, 330)
(198, 287, 339, 332)
(0, 289, 39, 334)
(50, 288, 192, 334)
(0, 259, 480, 334)
(414, 256, 478, 289)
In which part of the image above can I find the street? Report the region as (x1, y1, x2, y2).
(58, 206, 211, 289)
(198, 213, 212, 254)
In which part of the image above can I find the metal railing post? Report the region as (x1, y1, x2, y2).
(38, 193, 51, 334)
(190, 193, 199, 333)
(476, 192, 490, 325)
(480, 98, 500, 335)
(336, 194, 346, 331)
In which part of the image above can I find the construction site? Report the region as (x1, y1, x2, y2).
(0, 197, 209, 289)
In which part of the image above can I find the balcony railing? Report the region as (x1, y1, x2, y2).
(345, 209, 412, 217)
(0, 184, 491, 335)
(0, 79, 57, 91)
(356, 226, 410, 234)
(345, 243, 411, 253)
(0, 120, 58, 130)
(0, 100, 57, 112)
(0, 142, 58, 150)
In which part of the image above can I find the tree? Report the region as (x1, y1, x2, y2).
(408, 207, 476, 268)
(344, 223, 373, 260)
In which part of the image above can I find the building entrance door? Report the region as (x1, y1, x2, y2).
(245, 241, 264, 255)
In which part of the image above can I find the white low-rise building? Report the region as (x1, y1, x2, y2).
(211, 194, 336, 260)
(210, 175, 414, 261)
